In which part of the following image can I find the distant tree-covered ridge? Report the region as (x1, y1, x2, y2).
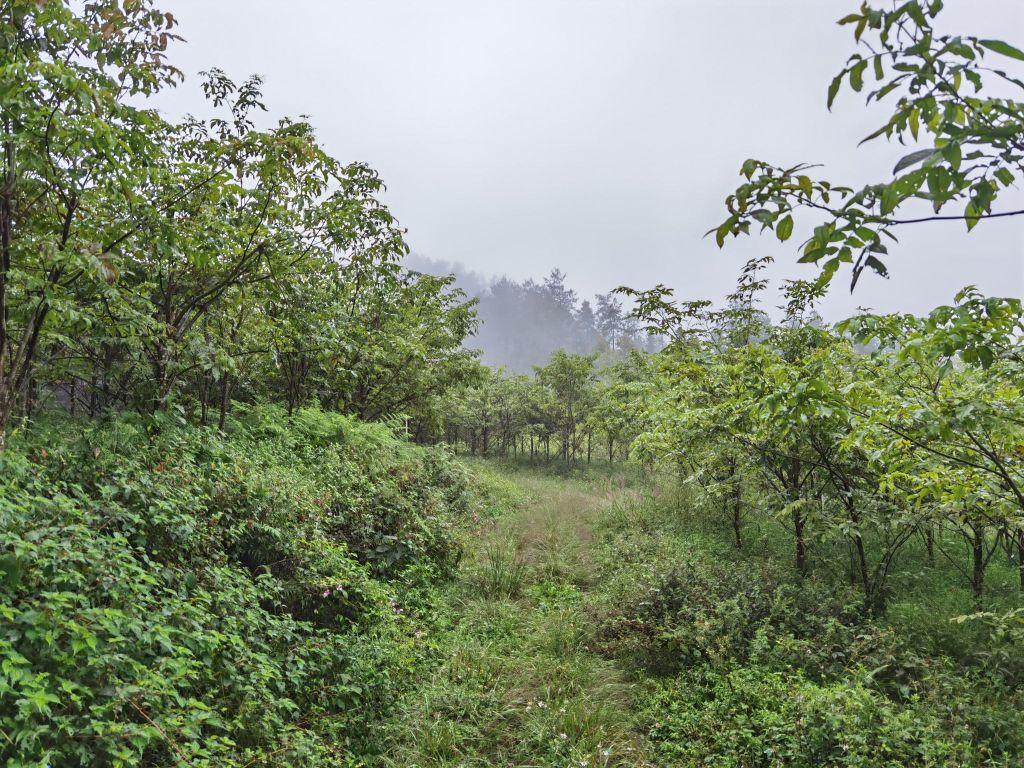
(407, 254, 664, 373)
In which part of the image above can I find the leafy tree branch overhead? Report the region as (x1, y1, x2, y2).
(711, 1, 1024, 290)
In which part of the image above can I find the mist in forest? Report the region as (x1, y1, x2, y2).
(407, 254, 663, 373)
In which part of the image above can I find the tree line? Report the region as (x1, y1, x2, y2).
(625, 260, 1024, 612)
(0, 1, 479, 449)
(441, 349, 650, 465)
(445, 255, 1024, 613)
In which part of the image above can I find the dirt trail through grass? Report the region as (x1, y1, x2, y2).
(375, 469, 653, 768)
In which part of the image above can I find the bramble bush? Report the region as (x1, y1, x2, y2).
(0, 406, 475, 766)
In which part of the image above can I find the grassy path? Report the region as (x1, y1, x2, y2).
(374, 467, 653, 768)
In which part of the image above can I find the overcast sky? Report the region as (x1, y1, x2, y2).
(148, 0, 1024, 319)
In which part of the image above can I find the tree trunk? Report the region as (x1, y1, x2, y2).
(0, 134, 13, 452)
(793, 508, 807, 573)
(732, 480, 742, 549)
(218, 374, 232, 433)
(850, 513, 872, 608)
(1018, 529, 1024, 592)
(972, 524, 985, 601)
(200, 374, 211, 427)
(787, 459, 806, 573)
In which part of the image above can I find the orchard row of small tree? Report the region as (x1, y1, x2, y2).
(617, 0, 1024, 615)
(441, 350, 652, 467)
(0, 1, 480, 448)
(624, 261, 1024, 613)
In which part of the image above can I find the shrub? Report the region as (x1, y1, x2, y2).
(0, 407, 473, 766)
(595, 557, 873, 677)
(646, 665, 1022, 767)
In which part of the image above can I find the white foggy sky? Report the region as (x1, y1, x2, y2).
(148, 0, 1024, 319)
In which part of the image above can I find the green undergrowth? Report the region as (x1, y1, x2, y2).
(0, 405, 499, 767)
(378, 462, 1023, 767)
(589, 483, 1024, 767)
(6, 435, 1021, 767)
(373, 471, 653, 768)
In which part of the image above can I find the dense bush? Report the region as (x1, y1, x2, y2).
(593, 491, 1024, 766)
(0, 407, 476, 766)
(597, 559, 870, 675)
(645, 664, 1022, 768)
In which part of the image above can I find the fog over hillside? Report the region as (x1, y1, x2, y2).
(406, 254, 663, 373)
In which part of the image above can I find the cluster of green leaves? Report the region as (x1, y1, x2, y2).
(710, 0, 1024, 288)
(0, 406, 480, 766)
(0, 0, 480, 448)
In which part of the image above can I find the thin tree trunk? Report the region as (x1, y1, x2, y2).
(732, 480, 742, 549)
(200, 374, 210, 426)
(794, 508, 807, 573)
(972, 524, 985, 601)
(218, 374, 232, 433)
(1018, 529, 1024, 592)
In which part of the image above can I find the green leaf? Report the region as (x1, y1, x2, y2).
(850, 60, 867, 92)
(880, 185, 900, 216)
(715, 218, 734, 248)
(776, 214, 794, 242)
(979, 39, 1024, 62)
(0, 555, 21, 588)
(892, 149, 935, 175)
(864, 254, 888, 277)
(965, 200, 981, 231)
(942, 142, 962, 171)
(827, 73, 843, 110)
